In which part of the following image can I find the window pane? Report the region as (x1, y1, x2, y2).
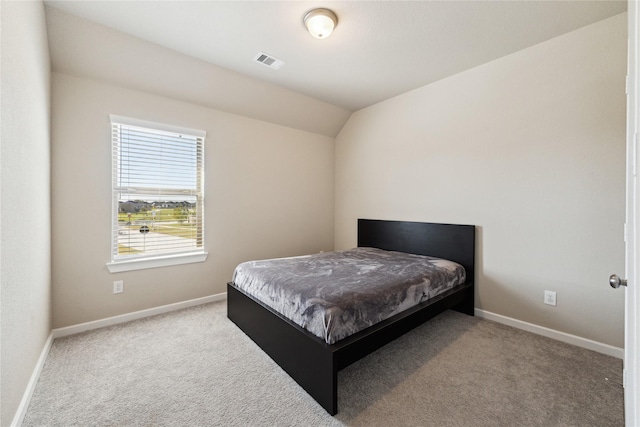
(116, 197, 201, 256)
(117, 127, 199, 190)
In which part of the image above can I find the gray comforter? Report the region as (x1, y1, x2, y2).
(232, 247, 466, 344)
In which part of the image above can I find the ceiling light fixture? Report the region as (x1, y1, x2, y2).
(303, 8, 338, 39)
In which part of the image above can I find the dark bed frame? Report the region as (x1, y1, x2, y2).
(227, 219, 475, 415)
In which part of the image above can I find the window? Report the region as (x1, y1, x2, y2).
(107, 115, 207, 273)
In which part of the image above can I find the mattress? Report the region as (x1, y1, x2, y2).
(232, 247, 466, 344)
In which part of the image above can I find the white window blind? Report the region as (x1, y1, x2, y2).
(110, 115, 205, 264)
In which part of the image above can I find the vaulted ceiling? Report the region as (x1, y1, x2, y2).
(44, 1, 626, 136)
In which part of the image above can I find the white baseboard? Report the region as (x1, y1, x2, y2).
(11, 332, 54, 427)
(475, 309, 624, 359)
(53, 292, 227, 338)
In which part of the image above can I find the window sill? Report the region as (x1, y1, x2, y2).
(107, 252, 208, 273)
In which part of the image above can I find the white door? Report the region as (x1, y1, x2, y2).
(621, 2, 639, 425)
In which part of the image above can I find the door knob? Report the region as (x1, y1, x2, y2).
(609, 274, 628, 288)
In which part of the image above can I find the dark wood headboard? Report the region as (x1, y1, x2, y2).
(357, 219, 475, 282)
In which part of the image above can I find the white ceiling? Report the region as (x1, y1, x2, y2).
(44, 0, 626, 112)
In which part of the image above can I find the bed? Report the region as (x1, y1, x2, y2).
(227, 219, 475, 415)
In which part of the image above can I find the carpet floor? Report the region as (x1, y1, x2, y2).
(23, 301, 624, 426)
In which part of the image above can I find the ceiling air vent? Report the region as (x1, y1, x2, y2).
(253, 52, 285, 70)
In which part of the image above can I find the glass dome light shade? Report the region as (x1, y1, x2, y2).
(304, 9, 338, 39)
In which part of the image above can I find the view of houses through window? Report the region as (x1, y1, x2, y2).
(116, 198, 199, 256)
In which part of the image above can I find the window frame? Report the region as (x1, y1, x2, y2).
(106, 115, 207, 273)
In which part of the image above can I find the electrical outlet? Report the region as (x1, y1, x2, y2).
(113, 280, 124, 294)
(544, 290, 556, 306)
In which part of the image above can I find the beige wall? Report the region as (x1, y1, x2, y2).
(335, 14, 626, 347)
(51, 73, 334, 328)
(0, 1, 52, 425)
